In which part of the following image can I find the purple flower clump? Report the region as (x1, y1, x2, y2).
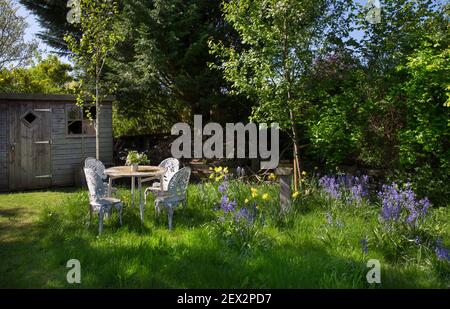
(220, 195, 236, 213)
(435, 238, 450, 261)
(234, 206, 256, 225)
(319, 176, 341, 199)
(348, 175, 369, 204)
(218, 181, 228, 193)
(378, 183, 431, 228)
(319, 174, 369, 204)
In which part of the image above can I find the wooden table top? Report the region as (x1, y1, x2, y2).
(105, 165, 166, 178)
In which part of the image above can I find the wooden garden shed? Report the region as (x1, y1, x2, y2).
(0, 94, 113, 191)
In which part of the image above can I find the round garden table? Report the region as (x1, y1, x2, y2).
(105, 165, 166, 222)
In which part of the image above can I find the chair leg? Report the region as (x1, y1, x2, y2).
(88, 206, 93, 227)
(167, 206, 174, 230)
(98, 210, 104, 235)
(144, 188, 149, 205)
(118, 204, 123, 226)
(155, 200, 161, 215)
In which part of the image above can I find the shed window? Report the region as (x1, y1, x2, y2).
(21, 110, 38, 127)
(66, 105, 96, 136)
(24, 112, 37, 124)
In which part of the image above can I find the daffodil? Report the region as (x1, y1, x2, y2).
(209, 167, 213, 171)
(244, 198, 249, 204)
(251, 187, 258, 198)
(209, 173, 214, 179)
(292, 191, 300, 198)
(215, 174, 224, 182)
(214, 166, 223, 173)
(223, 167, 229, 174)
(268, 173, 277, 181)
(262, 193, 269, 200)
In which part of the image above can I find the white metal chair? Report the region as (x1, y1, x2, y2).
(154, 167, 191, 230)
(143, 158, 180, 203)
(84, 167, 123, 235)
(84, 157, 117, 196)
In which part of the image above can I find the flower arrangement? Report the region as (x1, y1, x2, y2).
(125, 150, 150, 171)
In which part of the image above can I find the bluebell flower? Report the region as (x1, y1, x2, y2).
(220, 195, 236, 213)
(360, 237, 368, 255)
(415, 236, 421, 245)
(319, 176, 341, 199)
(218, 181, 228, 193)
(378, 182, 431, 228)
(435, 241, 450, 261)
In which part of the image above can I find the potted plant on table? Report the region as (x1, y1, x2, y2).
(125, 150, 150, 172)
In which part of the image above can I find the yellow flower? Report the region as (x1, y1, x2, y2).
(244, 198, 249, 204)
(215, 174, 224, 182)
(301, 171, 307, 176)
(251, 188, 258, 198)
(292, 191, 300, 198)
(268, 173, 277, 181)
(214, 166, 223, 173)
(255, 205, 260, 210)
(209, 173, 214, 179)
(209, 167, 213, 171)
(262, 193, 269, 200)
(223, 167, 229, 174)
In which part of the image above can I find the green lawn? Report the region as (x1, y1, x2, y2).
(0, 181, 448, 288)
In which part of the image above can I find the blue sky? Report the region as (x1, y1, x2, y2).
(14, 0, 48, 53)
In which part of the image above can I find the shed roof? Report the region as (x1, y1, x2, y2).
(0, 93, 115, 103)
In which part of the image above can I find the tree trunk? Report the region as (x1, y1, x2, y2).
(289, 107, 301, 191)
(282, 15, 302, 192)
(95, 69, 100, 160)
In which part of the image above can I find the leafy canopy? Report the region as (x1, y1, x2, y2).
(0, 55, 73, 93)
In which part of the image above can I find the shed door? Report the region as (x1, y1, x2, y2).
(9, 103, 52, 190)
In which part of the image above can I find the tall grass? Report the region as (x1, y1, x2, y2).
(0, 177, 448, 288)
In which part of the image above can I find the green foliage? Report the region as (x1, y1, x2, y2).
(15, 0, 450, 202)
(0, 55, 73, 93)
(64, 0, 124, 103)
(299, 1, 449, 203)
(107, 0, 250, 133)
(209, 0, 353, 129)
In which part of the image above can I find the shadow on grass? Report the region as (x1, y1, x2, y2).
(1, 220, 444, 288)
(0, 207, 32, 218)
(0, 189, 447, 289)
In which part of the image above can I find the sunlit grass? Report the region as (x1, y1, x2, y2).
(0, 181, 448, 288)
